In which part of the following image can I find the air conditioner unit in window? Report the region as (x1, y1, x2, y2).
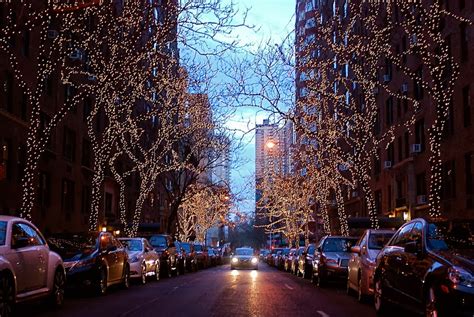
(351, 191, 358, 198)
(372, 87, 379, 95)
(87, 75, 97, 81)
(383, 74, 391, 83)
(411, 143, 422, 153)
(69, 49, 81, 60)
(410, 34, 418, 44)
(401, 83, 409, 93)
(384, 161, 392, 169)
(47, 30, 58, 39)
(416, 195, 427, 205)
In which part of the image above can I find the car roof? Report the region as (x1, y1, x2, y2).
(0, 216, 25, 222)
(367, 229, 395, 234)
(118, 237, 142, 240)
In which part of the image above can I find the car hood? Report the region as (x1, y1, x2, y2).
(324, 252, 351, 260)
(435, 249, 474, 272)
(127, 251, 142, 258)
(234, 255, 254, 260)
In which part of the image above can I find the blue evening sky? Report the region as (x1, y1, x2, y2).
(227, 0, 295, 215)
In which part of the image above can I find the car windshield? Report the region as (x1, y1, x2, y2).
(323, 238, 357, 252)
(0, 221, 6, 245)
(180, 243, 191, 253)
(235, 248, 253, 256)
(48, 233, 98, 260)
(307, 245, 315, 254)
(149, 236, 167, 248)
(427, 222, 474, 251)
(272, 248, 283, 254)
(368, 233, 394, 250)
(120, 239, 142, 252)
(194, 245, 203, 252)
(208, 249, 215, 255)
(282, 248, 290, 255)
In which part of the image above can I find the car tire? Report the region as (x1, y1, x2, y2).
(50, 269, 66, 307)
(97, 267, 108, 295)
(346, 277, 353, 295)
(317, 268, 326, 287)
(122, 265, 130, 289)
(140, 263, 147, 285)
(0, 273, 14, 317)
(154, 263, 160, 281)
(357, 275, 366, 303)
(425, 286, 439, 317)
(374, 277, 388, 315)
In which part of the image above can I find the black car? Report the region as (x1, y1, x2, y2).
(178, 242, 198, 272)
(48, 232, 130, 295)
(374, 218, 474, 316)
(298, 244, 316, 279)
(149, 234, 178, 277)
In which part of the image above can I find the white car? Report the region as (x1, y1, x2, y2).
(119, 238, 160, 284)
(0, 216, 65, 316)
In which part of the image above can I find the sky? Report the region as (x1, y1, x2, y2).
(226, 0, 295, 215)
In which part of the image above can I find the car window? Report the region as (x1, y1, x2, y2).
(390, 223, 415, 247)
(121, 239, 142, 251)
(307, 245, 315, 254)
(358, 232, 368, 247)
(11, 223, 45, 248)
(150, 236, 168, 248)
(409, 222, 423, 244)
(0, 221, 6, 245)
(368, 232, 393, 250)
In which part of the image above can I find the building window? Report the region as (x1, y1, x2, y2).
(374, 109, 381, 135)
(386, 97, 393, 127)
(40, 112, 53, 150)
(105, 192, 113, 218)
(460, 23, 468, 62)
(83, 97, 92, 123)
(414, 67, 424, 100)
(81, 138, 91, 167)
(416, 172, 426, 196)
(81, 186, 91, 215)
(63, 127, 76, 162)
(21, 30, 30, 57)
(17, 144, 25, 184)
(396, 97, 402, 119)
(38, 172, 51, 207)
(2, 71, 13, 113)
(374, 148, 381, 175)
(415, 119, 425, 152)
(43, 74, 53, 96)
(404, 131, 410, 159)
(463, 85, 471, 127)
(459, 0, 465, 10)
(465, 152, 473, 194)
(387, 185, 392, 211)
(0, 140, 11, 181)
(397, 136, 403, 162)
(20, 90, 27, 121)
(61, 179, 75, 215)
(387, 142, 394, 164)
(374, 190, 382, 214)
(441, 160, 456, 200)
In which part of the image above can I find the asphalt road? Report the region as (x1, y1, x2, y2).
(19, 263, 391, 317)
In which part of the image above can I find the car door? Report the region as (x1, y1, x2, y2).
(100, 234, 118, 281)
(384, 223, 415, 301)
(349, 232, 366, 287)
(7, 222, 49, 292)
(112, 236, 126, 279)
(145, 240, 158, 272)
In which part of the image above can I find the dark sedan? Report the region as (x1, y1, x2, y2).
(149, 234, 178, 277)
(374, 218, 474, 316)
(231, 247, 258, 270)
(48, 232, 130, 295)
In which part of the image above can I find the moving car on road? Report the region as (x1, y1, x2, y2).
(49, 231, 129, 295)
(0, 216, 66, 316)
(311, 236, 358, 287)
(347, 229, 394, 301)
(231, 247, 258, 270)
(374, 218, 474, 316)
(119, 238, 160, 284)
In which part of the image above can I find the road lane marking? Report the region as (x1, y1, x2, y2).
(317, 310, 330, 317)
(284, 283, 293, 290)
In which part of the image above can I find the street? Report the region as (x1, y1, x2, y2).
(19, 263, 379, 317)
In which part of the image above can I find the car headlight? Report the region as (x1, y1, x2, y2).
(232, 257, 238, 263)
(130, 256, 140, 263)
(251, 257, 258, 264)
(448, 266, 474, 288)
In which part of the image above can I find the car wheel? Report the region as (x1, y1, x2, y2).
(97, 267, 108, 295)
(346, 277, 352, 295)
(317, 268, 326, 287)
(122, 266, 130, 289)
(0, 273, 14, 317)
(140, 263, 147, 285)
(425, 287, 439, 317)
(50, 269, 65, 307)
(374, 277, 388, 314)
(154, 263, 160, 281)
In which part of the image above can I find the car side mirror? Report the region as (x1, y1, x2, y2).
(12, 237, 30, 249)
(351, 246, 361, 254)
(404, 241, 421, 254)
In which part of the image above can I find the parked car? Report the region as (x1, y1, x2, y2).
(173, 242, 186, 275)
(259, 249, 270, 262)
(347, 229, 394, 301)
(277, 248, 291, 270)
(311, 236, 358, 286)
(49, 231, 129, 295)
(268, 248, 283, 267)
(0, 216, 66, 315)
(291, 247, 305, 275)
(212, 248, 223, 265)
(149, 234, 178, 277)
(178, 242, 197, 272)
(208, 248, 218, 266)
(231, 248, 258, 270)
(284, 248, 297, 272)
(194, 243, 209, 269)
(373, 218, 474, 316)
(119, 238, 160, 284)
(298, 244, 316, 278)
